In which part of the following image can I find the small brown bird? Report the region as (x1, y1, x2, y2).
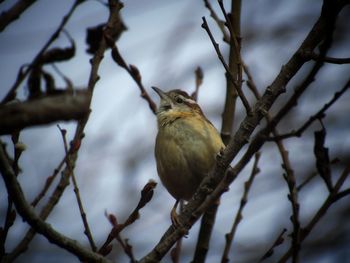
(153, 87, 224, 223)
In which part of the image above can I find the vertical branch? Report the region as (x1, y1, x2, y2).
(280, 146, 300, 263)
(278, 164, 350, 263)
(244, 62, 301, 263)
(220, 0, 242, 144)
(193, 0, 242, 262)
(0, 134, 24, 258)
(57, 125, 97, 252)
(221, 152, 260, 263)
(193, 1, 242, 262)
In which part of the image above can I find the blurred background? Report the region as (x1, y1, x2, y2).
(0, 0, 349, 262)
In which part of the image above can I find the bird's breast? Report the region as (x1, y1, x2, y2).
(155, 114, 224, 200)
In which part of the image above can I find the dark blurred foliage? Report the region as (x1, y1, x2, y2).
(0, 0, 349, 262)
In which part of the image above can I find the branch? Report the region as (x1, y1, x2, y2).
(30, 157, 65, 207)
(0, 0, 37, 32)
(0, 143, 110, 263)
(296, 172, 317, 191)
(243, 50, 302, 263)
(259, 228, 287, 262)
(301, 50, 350, 64)
(0, 91, 91, 135)
(221, 152, 260, 263)
(109, 39, 157, 114)
(1, 0, 83, 104)
(139, 1, 346, 261)
(99, 180, 157, 257)
(333, 188, 350, 202)
(5, 1, 124, 260)
(203, 0, 230, 43)
(268, 78, 350, 141)
(57, 125, 97, 252)
(278, 164, 350, 263)
(201, 16, 251, 116)
(194, 1, 243, 258)
(0, 134, 24, 258)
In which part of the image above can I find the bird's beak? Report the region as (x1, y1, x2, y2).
(152, 86, 168, 100)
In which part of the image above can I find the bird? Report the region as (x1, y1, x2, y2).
(152, 87, 224, 225)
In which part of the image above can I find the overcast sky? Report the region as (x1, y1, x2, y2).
(1, 1, 350, 262)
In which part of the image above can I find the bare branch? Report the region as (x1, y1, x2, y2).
(301, 50, 350, 64)
(109, 39, 157, 114)
(278, 164, 350, 263)
(5, 1, 125, 260)
(219, 0, 242, 144)
(1, 0, 83, 104)
(201, 16, 251, 116)
(139, 1, 346, 260)
(0, 0, 37, 32)
(243, 51, 302, 263)
(57, 125, 97, 252)
(30, 157, 65, 207)
(221, 152, 261, 263)
(333, 188, 350, 202)
(259, 228, 287, 262)
(0, 91, 91, 135)
(203, 0, 230, 43)
(99, 180, 157, 257)
(268, 78, 350, 141)
(297, 171, 317, 191)
(0, 134, 24, 257)
(0, 143, 110, 263)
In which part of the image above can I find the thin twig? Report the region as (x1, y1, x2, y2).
(301, 50, 350, 64)
(281, 147, 300, 263)
(259, 228, 287, 262)
(333, 188, 350, 202)
(243, 58, 301, 263)
(221, 152, 261, 263)
(109, 42, 157, 114)
(30, 157, 65, 207)
(57, 125, 97, 252)
(296, 172, 318, 191)
(0, 142, 110, 262)
(203, 0, 229, 42)
(201, 17, 251, 116)
(278, 164, 350, 263)
(0, 0, 37, 32)
(0, 134, 24, 258)
(267, 78, 350, 141)
(99, 180, 157, 257)
(217, 0, 241, 57)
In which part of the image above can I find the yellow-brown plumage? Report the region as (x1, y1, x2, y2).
(153, 88, 224, 201)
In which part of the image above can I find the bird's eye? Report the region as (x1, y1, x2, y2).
(176, 97, 184, 104)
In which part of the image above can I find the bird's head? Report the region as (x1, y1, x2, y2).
(152, 87, 202, 116)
